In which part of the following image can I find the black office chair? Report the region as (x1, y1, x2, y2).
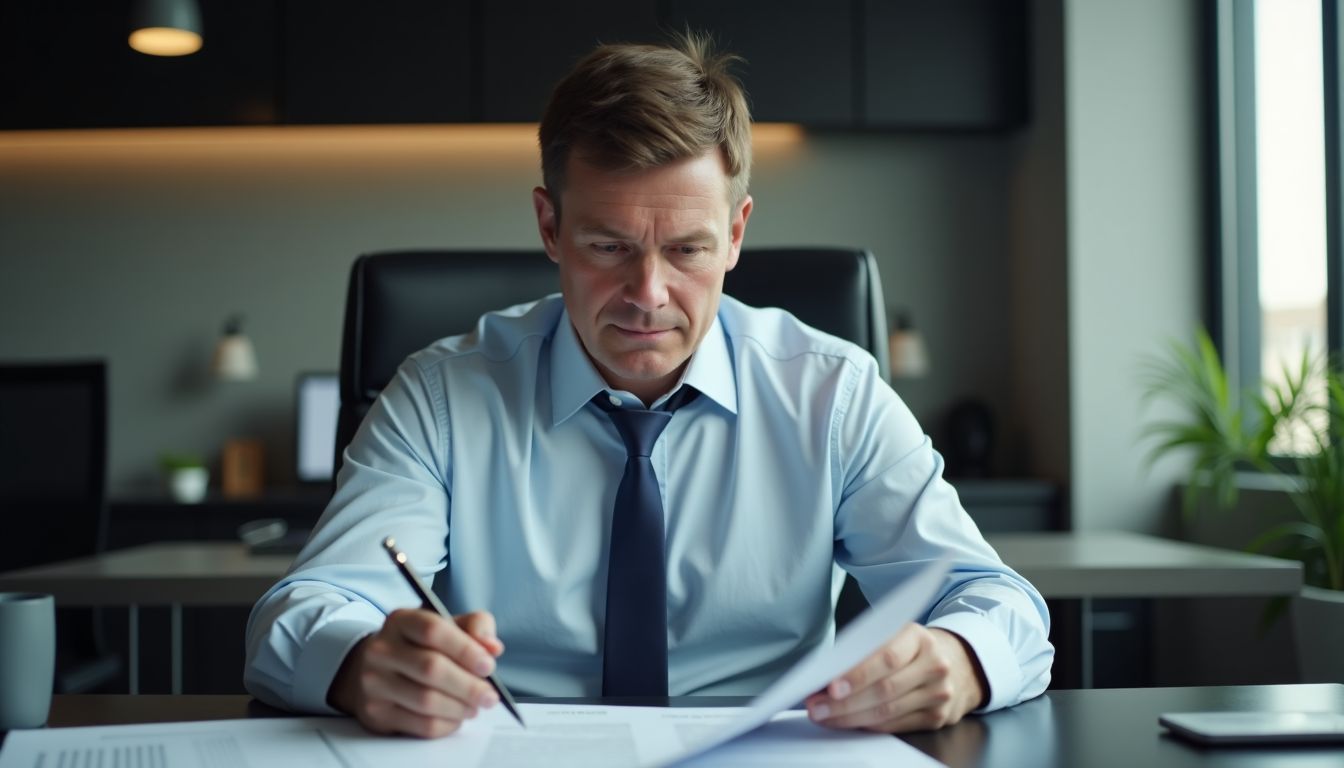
(335, 248, 890, 626)
(0, 361, 123, 692)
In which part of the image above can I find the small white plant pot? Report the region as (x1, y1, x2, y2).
(168, 467, 209, 504)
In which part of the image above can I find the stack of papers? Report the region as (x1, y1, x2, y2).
(1, 560, 951, 768)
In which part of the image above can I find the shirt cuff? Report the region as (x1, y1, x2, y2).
(291, 618, 380, 715)
(926, 610, 1023, 713)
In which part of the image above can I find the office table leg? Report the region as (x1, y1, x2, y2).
(1081, 596, 1094, 689)
(171, 602, 182, 695)
(128, 604, 139, 695)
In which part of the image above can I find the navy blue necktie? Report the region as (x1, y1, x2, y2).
(595, 387, 697, 697)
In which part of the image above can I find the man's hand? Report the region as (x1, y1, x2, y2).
(805, 623, 988, 733)
(327, 609, 505, 738)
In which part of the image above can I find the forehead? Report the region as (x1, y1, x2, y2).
(561, 152, 732, 224)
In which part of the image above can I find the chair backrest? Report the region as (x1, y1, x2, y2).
(336, 247, 889, 473)
(0, 361, 108, 571)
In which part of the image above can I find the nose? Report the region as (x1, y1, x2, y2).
(624, 252, 669, 312)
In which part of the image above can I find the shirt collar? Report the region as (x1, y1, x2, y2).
(549, 315, 609, 426)
(680, 313, 737, 415)
(549, 309, 738, 426)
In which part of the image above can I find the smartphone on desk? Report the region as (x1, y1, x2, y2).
(1160, 711, 1344, 745)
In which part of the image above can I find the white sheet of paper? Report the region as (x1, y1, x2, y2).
(679, 711, 944, 767)
(317, 704, 942, 768)
(0, 706, 943, 768)
(0, 717, 346, 768)
(0, 558, 951, 768)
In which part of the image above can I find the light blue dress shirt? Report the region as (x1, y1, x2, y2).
(244, 294, 1053, 714)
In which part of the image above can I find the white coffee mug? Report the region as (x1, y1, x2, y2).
(0, 593, 55, 730)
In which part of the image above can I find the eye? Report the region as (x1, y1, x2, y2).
(674, 245, 703, 256)
(592, 243, 625, 255)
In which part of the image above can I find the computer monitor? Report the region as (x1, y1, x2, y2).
(295, 372, 339, 483)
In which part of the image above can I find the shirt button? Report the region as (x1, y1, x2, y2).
(607, 394, 622, 407)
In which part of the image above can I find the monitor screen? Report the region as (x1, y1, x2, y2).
(0, 380, 95, 497)
(296, 373, 340, 482)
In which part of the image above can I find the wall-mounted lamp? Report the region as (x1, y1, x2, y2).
(129, 0, 203, 57)
(210, 314, 258, 381)
(209, 313, 265, 497)
(888, 309, 931, 379)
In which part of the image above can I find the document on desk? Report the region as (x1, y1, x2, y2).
(0, 707, 940, 768)
(0, 717, 343, 768)
(323, 705, 944, 767)
(0, 559, 949, 768)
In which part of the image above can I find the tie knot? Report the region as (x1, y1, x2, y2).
(593, 388, 697, 458)
(604, 408, 671, 458)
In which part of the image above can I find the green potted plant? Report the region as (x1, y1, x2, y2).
(1141, 328, 1342, 681)
(161, 453, 209, 504)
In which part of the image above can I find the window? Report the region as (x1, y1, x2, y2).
(1215, 0, 1335, 454)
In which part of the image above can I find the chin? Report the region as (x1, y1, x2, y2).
(604, 352, 682, 384)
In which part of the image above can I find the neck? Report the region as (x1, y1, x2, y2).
(609, 370, 683, 408)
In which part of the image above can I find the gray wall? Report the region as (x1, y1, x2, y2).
(0, 126, 1020, 494)
(1063, 0, 1206, 532)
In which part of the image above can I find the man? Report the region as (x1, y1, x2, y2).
(245, 34, 1053, 739)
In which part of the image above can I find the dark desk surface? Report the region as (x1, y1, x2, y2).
(20, 684, 1344, 768)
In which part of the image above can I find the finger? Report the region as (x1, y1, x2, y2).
(365, 670, 481, 721)
(391, 609, 498, 677)
(810, 655, 938, 721)
(363, 698, 470, 739)
(370, 641, 501, 709)
(456, 611, 505, 656)
(815, 681, 955, 732)
(869, 694, 962, 733)
(827, 624, 921, 701)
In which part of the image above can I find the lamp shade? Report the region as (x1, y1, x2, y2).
(888, 310, 931, 379)
(129, 0, 203, 57)
(211, 316, 258, 381)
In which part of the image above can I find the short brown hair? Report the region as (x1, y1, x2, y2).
(538, 32, 753, 217)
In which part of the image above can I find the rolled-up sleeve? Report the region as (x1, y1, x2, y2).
(831, 359, 1053, 712)
(244, 357, 453, 712)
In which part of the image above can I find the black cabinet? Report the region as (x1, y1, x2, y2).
(281, 0, 471, 124)
(476, 0, 662, 122)
(665, 0, 856, 126)
(862, 0, 1029, 129)
(478, 0, 857, 124)
(107, 491, 328, 549)
(0, 0, 277, 129)
(953, 478, 1061, 532)
(1, 1, 1028, 131)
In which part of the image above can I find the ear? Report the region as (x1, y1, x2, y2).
(725, 194, 753, 272)
(533, 187, 561, 264)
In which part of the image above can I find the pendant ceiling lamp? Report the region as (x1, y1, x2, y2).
(129, 0, 203, 57)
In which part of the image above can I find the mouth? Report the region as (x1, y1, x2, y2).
(612, 325, 674, 341)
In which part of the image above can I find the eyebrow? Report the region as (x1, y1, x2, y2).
(670, 229, 719, 245)
(574, 224, 719, 245)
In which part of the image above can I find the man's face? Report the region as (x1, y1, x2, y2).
(533, 151, 753, 403)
